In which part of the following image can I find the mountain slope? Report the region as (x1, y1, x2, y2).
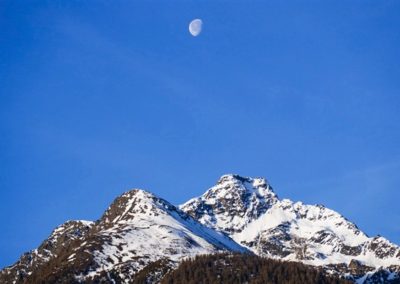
(89, 189, 247, 281)
(0, 220, 94, 283)
(180, 174, 400, 283)
(0, 189, 246, 283)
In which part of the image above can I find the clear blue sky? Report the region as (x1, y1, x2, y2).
(1, 1, 400, 268)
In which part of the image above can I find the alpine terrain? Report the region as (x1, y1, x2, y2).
(1, 174, 399, 283)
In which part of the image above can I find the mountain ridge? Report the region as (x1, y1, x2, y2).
(1, 174, 399, 283)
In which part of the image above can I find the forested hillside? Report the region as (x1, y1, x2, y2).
(161, 253, 352, 284)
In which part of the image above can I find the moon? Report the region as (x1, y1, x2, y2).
(189, 19, 203, 37)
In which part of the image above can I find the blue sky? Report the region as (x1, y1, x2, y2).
(1, 1, 400, 268)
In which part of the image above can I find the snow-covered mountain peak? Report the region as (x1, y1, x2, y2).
(89, 188, 248, 281)
(180, 174, 278, 234)
(180, 174, 400, 283)
(1, 187, 248, 284)
(98, 189, 178, 227)
(198, 174, 277, 204)
(215, 174, 275, 197)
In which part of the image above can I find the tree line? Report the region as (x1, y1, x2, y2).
(161, 253, 352, 284)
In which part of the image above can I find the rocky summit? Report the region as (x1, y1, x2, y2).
(1, 174, 399, 283)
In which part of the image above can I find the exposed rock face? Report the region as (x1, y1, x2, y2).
(0, 220, 94, 284)
(1, 174, 399, 283)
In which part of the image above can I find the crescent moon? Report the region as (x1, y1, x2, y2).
(189, 19, 203, 37)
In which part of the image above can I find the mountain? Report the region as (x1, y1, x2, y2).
(0, 189, 246, 283)
(181, 174, 400, 283)
(1, 174, 399, 283)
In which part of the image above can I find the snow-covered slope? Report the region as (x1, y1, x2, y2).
(0, 188, 247, 284)
(181, 174, 278, 234)
(181, 174, 400, 283)
(86, 189, 247, 281)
